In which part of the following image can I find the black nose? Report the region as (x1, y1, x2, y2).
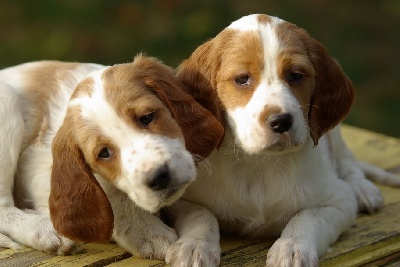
(267, 113, 293, 133)
(147, 165, 171, 191)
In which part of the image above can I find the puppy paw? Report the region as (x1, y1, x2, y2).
(55, 237, 82, 255)
(139, 225, 178, 260)
(116, 221, 178, 260)
(267, 238, 318, 267)
(0, 233, 24, 250)
(166, 237, 221, 267)
(351, 179, 383, 213)
(31, 217, 81, 255)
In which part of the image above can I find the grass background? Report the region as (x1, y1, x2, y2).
(1, 0, 399, 137)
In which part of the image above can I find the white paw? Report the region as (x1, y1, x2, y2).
(140, 225, 178, 260)
(267, 238, 319, 267)
(31, 217, 81, 255)
(117, 222, 178, 260)
(350, 179, 383, 213)
(0, 233, 24, 250)
(166, 237, 221, 267)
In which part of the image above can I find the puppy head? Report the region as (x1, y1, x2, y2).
(178, 14, 354, 154)
(49, 55, 223, 243)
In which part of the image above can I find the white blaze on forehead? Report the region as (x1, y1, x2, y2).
(227, 14, 284, 31)
(227, 14, 284, 86)
(69, 67, 137, 146)
(227, 14, 260, 31)
(260, 20, 282, 84)
(227, 14, 286, 104)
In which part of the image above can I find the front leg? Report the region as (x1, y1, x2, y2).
(330, 127, 385, 213)
(0, 207, 80, 254)
(165, 199, 221, 267)
(267, 191, 357, 267)
(108, 189, 178, 260)
(336, 148, 384, 213)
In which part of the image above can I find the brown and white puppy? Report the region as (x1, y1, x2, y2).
(164, 14, 400, 267)
(0, 55, 223, 259)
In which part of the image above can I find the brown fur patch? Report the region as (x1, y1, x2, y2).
(101, 62, 183, 141)
(275, 22, 317, 121)
(259, 106, 282, 126)
(257, 14, 271, 25)
(216, 30, 263, 110)
(21, 61, 86, 147)
(71, 76, 95, 100)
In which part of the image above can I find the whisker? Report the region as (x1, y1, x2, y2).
(200, 158, 213, 176)
(192, 154, 214, 176)
(223, 138, 245, 161)
(192, 154, 206, 163)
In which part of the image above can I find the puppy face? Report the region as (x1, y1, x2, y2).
(50, 55, 224, 243)
(177, 14, 354, 155)
(70, 69, 195, 212)
(219, 21, 316, 154)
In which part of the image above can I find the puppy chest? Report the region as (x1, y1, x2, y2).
(218, 196, 296, 237)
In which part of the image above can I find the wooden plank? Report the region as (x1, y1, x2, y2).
(1, 125, 399, 266)
(0, 243, 130, 267)
(106, 257, 165, 267)
(0, 248, 54, 267)
(0, 247, 33, 260)
(341, 125, 400, 169)
(34, 243, 130, 267)
(363, 251, 400, 267)
(321, 202, 400, 266)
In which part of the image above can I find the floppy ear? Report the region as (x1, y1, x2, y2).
(145, 77, 224, 160)
(134, 55, 224, 159)
(307, 40, 355, 145)
(176, 34, 228, 129)
(49, 113, 114, 243)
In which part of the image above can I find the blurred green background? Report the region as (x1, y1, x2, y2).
(1, 0, 399, 137)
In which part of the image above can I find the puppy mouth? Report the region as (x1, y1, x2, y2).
(265, 137, 302, 153)
(137, 157, 195, 212)
(161, 181, 191, 204)
(148, 179, 192, 211)
(239, 131, 303, 155)
(164, 187, 180, 199)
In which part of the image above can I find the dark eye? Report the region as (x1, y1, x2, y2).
(288, 72, 303, 83)
(139, 112, 154, 127)
(234, 74, 250, 86)
(98, 147, 112, 159)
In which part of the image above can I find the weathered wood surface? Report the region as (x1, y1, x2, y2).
(1, 124, 400, 266)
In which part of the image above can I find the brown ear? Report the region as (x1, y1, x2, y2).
(176, 34, 228, 129)
(308, 40, 355, 145)
(49, 113, 114, 243)
(133, 55, 224, 159)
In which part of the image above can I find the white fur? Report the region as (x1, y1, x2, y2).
(227, 14, 283, 31)
(0, 60, 196, 259)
